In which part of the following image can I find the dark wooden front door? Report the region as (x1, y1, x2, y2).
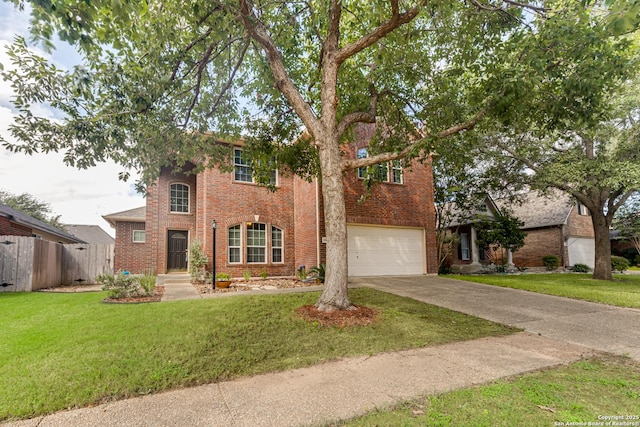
(167, 231, 188, 271)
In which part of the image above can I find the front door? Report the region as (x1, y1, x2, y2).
(167, 231, 188, 271)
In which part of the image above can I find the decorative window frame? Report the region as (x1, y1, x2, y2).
(169, 182, 190, 214)
(271, 226, 283, 264)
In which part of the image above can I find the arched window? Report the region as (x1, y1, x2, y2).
(169, 183, 189, 213)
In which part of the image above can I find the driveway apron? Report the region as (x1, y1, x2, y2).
(351, 275, 640, 361)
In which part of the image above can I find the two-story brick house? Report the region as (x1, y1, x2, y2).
(104, 125, 438, 277)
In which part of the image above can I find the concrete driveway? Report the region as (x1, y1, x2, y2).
(351, 275, 640, 361)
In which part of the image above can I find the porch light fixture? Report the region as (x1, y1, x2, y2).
(211, 219, 217, 290)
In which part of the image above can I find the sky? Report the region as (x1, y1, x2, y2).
(0, 3, 144, 236)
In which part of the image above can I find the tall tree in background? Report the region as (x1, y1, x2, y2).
(0, 189, 65, 230)
(613, 196, 640, 262)
(2, 1, 637, 307)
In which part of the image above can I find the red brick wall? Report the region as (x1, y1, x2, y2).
(201, 166, 297, 278)
(113, 222, 147, 273)
(566, 206, 595, 237)
(293, 177, 320, 272)
(340, 126, 438, 273)
(513, 226, 565, 267)
(0, 217, 32, 236)
(146, 165, 198, 274)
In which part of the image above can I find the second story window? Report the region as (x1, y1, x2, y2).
(234, 148, 277, 186)
(234, 149, 253, 183)
(357, 148, 402, 184)
(170, 183, 189, 213)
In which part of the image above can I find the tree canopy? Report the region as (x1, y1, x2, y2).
(2, 0, 639, 307)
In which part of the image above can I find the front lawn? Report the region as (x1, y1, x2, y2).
(0, 288, 516, 421)
(338, 355, 640, 426)
(450, 273, 640, 308)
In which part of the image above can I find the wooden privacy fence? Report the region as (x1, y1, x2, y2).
(0, 236, 114, 292)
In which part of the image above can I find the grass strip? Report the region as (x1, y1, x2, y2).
(450, 273, 640, 308)
(0, 288, 516, 421)
(339, 355, 640, 426)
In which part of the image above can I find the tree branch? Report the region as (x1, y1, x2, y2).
(334, 1, 420, 66)
(341, 107, 489, 171)
(336, 86, 388, 138)
(238, 0, 319, 135)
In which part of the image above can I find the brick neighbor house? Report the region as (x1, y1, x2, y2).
(103, 126, 438, 278)
(0, 202, 83, 244)
(445, 191, 595, 272)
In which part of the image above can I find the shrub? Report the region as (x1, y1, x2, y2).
(138, 274, 156, 294)
(570, 263, 591, 273)
(97, 272, 155, 299)
(243, 270, 251, 281)
(611, 256, 630, 273)
(310, 264, 326, 282)
(542, 255, 560, 271)
(189, 240, 209, 283)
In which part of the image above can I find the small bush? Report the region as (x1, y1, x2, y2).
(97, 273, 155, 299)
(138, 274, 156, 294)
(189, 240, 209, 283)
(571, 263, 591, 273)
(542, 255, 560, 271)
(611, 256, 630, 273)
(310, 264, 326, 282)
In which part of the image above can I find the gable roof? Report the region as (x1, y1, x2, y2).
(65, 224, 115, 244)
(0, 202, 85, 243)
(495, 190, 573, 230)
(102, 206, 146, 227)
(444, 190, 575, 230)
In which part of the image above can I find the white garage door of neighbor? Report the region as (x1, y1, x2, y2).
(347, 225, 425, 276)
(567, 237, 595, 268)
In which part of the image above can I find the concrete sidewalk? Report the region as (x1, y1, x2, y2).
(5, 275, 637, 427)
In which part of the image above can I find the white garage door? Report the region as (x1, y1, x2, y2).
(567, 237, 595, 268)
(347, 225, 426, 276)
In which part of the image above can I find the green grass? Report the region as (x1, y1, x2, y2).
(450, 273, 640, 308)
(0, 288, 516, 421)
(337, 355, 640, 426)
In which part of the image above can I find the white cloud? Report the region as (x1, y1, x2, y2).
(0, 6, 144, 236)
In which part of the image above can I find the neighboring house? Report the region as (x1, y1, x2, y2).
(445, 191, 595, 272)
(65, 224, 115, 244)
(0, 202, 84, 244)
(103, 125, 438, 277)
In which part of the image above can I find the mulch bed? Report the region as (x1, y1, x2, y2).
(295, 304, 381, 328)
(192, 278, 320, 294)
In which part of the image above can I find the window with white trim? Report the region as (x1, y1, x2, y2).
(459, 233, 470, 260)
(577, 201, 590, 216)
(391, 160, 403, 184)
(169, 183, 190, 213)
(228, 223, 284, 264)
(272, 226, 283, 263)
(233, 148, 277, 185)
(246, 223, 267, 263)
(133, 230, 146, 243)
(356, 147, 402, 184)
(228, 225, 242, 263)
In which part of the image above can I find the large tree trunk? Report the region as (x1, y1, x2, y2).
(315, 138, 353, 311)
(591, 211, 613, 280)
